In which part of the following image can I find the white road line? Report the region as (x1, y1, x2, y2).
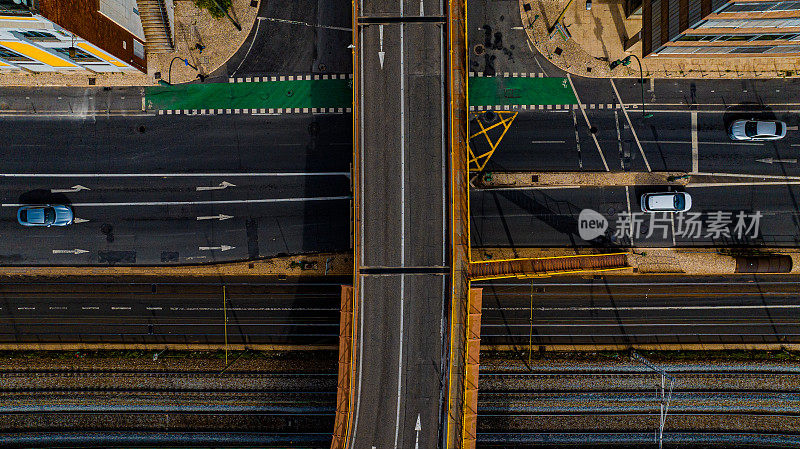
(625, 185, 634, 247)
(480, 185, 582, 191)
(1, 196, 350, 207)
(614, 109, 623, 170)
(395, 17, 406, 449)
(498, 304, 800, 311)
(359, 26, 366, 266)
(571, 110, 582, 169)
(670, 214, 677, 247)
(111, 307, 131, 310)
(530, 140, 566, 144)
(691, 111, 698, 173)
(146, 307, 162, 310)
(400, 23, 406, 270)
(82, 307, 99, 310)
(566, 74, 609, 171)
(692, 171, 800, 180)
(395, 275, 405, 449)
(232, 18, 262, 76)
(440, 25, 446, 265)
(639, 140, 763, 146)
(610, 79, 651, 172)
(689, 181, 800, 187)
(49, 306, 67, 310)
(17, 307, 34, 310)
(0, 172, 349, 178)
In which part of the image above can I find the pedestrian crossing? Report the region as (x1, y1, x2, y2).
(470, 103, 619, 111)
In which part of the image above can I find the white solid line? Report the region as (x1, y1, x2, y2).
(395, 20, 406, 449)
(400, 23, 406, 270)
(232, 18, 262, 76)
(480, 185, 581, 191)
(691, 111, 699, 173)
(625, 185, 634, 247)
(503, 304, 800, 312)
(146, 307, 162, 310)
(111, 307, 131, 310)
(82, 307, 99, 310)
(566, 74, 609, 171)
(0, 172, 350, 178)
(689, 181, 800, 187)
(395, 274, 405, 449)
(610, 78, 651, 172)
(530, 140, 566, 144)
(692, 171, 800, 180)
(1, 196, 350, 207)
(639, 140, 764, 146)
(352, 27, 365, 446)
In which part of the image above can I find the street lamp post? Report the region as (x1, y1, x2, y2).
(610, 55, 653, 119)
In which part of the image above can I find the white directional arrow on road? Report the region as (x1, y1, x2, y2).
(50, 185, 90, 194)
(415, 414, 421, 449)
(757, 157, 797, 164)
(196, 181, 236, 191)
(52, 249, 89, 255)
(199, 245, 235, 252)
(73, 218, 90, 224)
(196, 214, 234, 221)
(378, 24, 385, 69)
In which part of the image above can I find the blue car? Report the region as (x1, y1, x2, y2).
(17, 205, 74, 227)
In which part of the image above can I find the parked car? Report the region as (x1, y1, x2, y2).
(17, 205, 74, 227)
(728, 119, 787, 141)
(640, 192, 692, 213)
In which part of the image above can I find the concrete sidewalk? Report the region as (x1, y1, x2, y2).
(474, 247, 800, 275)
(519, 0, 800, 79)
(0, 252, 351, 278)
(476, 171, 800, 188)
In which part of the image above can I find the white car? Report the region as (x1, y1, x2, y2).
(728, 119, 787, 141)
(640, 192, 692, 213)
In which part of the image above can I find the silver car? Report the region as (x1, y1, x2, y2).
(640, 192, 692, 213)
(729, 119, 787, 141)
(17, 205, 74, 227)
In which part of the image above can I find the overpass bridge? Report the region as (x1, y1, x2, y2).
(348, 1, 453, 449)
(337, 1, 629, 448)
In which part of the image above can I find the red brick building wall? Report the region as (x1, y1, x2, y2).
(37, 0, 146, 72)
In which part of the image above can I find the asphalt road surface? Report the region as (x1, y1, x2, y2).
(213, 0, 353, 78)
(352, 1, 449, 449)
(0, 94, 351, 265)
(477, 81, 800, 175)
(471, 184, 800, 247)
(0, 277, 345, 345)
(478, 275, 800, 347)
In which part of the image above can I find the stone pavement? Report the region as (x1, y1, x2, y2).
(519, 0, 800, 78)
(0, 0, 259, 87)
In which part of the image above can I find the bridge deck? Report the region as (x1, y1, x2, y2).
(350, 1, 451, 448)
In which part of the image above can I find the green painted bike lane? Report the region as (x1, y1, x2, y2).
(144, 76, 574, 111)
(468, 76, 577, 107)
(145, 78, 353, 110)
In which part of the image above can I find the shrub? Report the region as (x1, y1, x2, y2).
(193, 0, 232, 19)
